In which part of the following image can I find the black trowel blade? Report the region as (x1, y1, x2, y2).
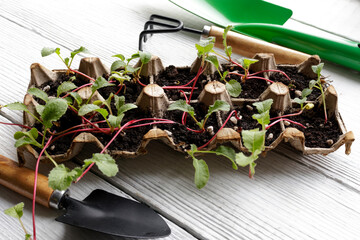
(55, 189, 171, 238)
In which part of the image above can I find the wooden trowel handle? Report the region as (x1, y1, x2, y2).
(207, 26, 311, 64)
(0, 155, 53, 208)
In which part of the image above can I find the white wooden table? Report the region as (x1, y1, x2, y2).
(0, 0, 359, 239)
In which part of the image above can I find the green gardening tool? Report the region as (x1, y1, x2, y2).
(170, 0, 360, 72)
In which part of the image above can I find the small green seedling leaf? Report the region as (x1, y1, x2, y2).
(108, 114, 124, 128)
(91, 76, 114, 93)
(302, 88, 312, 98)
(41, 98, 68, 128)
(84, 153, 118, 177)
(41, 47, 57, 57)
(64, 57, 70, 66)
(309, 80, 318, 89)
(125, 65, 140, 74)
(114, 95, 125, 113)
(57, 81, 77, 97)
(235, 150, 261, 167)
(294, 97, 306, 106)
(4, 202, 24, 219)
(206, 100, 230, 117)
(192, 156, 209, 189)
(139, 51, 152, 64)
(118, 103, 137, 115)
(226, 79, 242, 97)
(5, 102, 28, 112)
(68, 92, 82, 106)
(111, 60, 126, 72)
(78, 104, 108, 119)
(311, 63, 324, 77)
(223, 25, 233, 58)
(195, 37, 215, 57)
(252, 111, 270, 127)
(70, 46, 89, 58)
(14, 128, 41, 148)
(28, 88, 49, 103)
(48, 164, 82, 190)
(237, 58, 259, 70)
(35, 104, 45, 115)
(112, 54, 125, 61)
(205, 55, 219, 69)
(252, 99, 273, 114)
(168, 100, 195, 118)
(215, 145, 237, 170)
(242, 129, 266, 153)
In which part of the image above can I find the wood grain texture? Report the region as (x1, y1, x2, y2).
(0, 0, 359, 239)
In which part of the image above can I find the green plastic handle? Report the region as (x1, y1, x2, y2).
(234, 23, 360, 72)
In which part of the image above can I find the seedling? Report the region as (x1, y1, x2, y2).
(309, 63, 327, 123)
(41, 46, 88, 70)
(294, 88, 314, 111)
(4, 202, 31, 240)
(237, 57, 259, 83)
(187, 144, 238, 189)
(168, 100, 230, 131)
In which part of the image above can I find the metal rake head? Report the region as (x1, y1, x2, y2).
(139, 14, 202, 51)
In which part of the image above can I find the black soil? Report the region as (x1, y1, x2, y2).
(92, 108, 153, 152)
(269, 66, 322, 100)
(287, 107, 341, 148)
(160, 103, 220, 150)
(155, 66, 207, 101)
(224, 103, 282, 146)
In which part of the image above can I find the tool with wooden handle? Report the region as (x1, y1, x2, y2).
(0, 155, 171, 238)
(139, 14, 311, 65)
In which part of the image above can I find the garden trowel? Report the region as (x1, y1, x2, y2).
(0, 155, 171, 238)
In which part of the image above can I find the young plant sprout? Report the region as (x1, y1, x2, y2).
(167, 100, 230, 132)
(4, 202, 31, 240)
(309, 63, 327, 123)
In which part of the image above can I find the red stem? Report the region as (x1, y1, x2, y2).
(246, 76, 274, 84)
(266, 118, 306, 130)
(270, 110, 303, 121)
(230, 60, 245, 70)
(115, 84, 124, 95)
(198, 110, 239, 150)
(137, 78, 147, 87)
(249, 69, 292, 82)
(32, 135, 53, 240)
(0, 122, 43, 136)
(69, 69, 95, 82)
(162, 86, 197, 90)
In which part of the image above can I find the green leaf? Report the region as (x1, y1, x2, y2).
(91, 76, 114, 93)
(215, 145, 237, 170)
(35, 104, 45, 115)
(108, 114, 124, 127)
(41, 47, 56, 57)
(84, 153, 118, 177)
(192, 156, 209, 189)
(48, 164, 82, 190)
(4, 202, 24, 219)
(226, 79, 242, 97)
(78, 104, 108, 119)
(111, 60, 126, 72)
(5, 102, 28, 112)
(205, 55, 219, 69)
(25, 233, 32, 240)
(114, 95, 125, 113)
(237, 58, 259, 69)
(206, 100, 230, 117)
(242, 129, 266, 153)
(127, 53, 140, 63)
(252, 99, 273, 114)
(168, 100, 195, 117)
(41, 98, 68, 128)
(125, 65, 140, 74)
(302, 88, 312, 98)
(235, 151, 260, 167)
(311, 63, 324, 76)
(28, 88, 49, 103)
(14, 128, 41, 148)
(195, 37, 215, 57)
(309, 80, 318, 89)
(139, 51, 152, 64)
(64, 57, 70, 67)
(118, 103, 137, 115)
(252, 110, 270, 127)
(112, 54, 125, 61)
(223, 25, 233, 58)
(294, 97, 306, 106)
(57, 81, 77, 97)
(70, 46, 89, 58)
(68, 92, 82, 105)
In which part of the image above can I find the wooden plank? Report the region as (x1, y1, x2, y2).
(0, 117, 196, 240)
(82, 141, 360, 240)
